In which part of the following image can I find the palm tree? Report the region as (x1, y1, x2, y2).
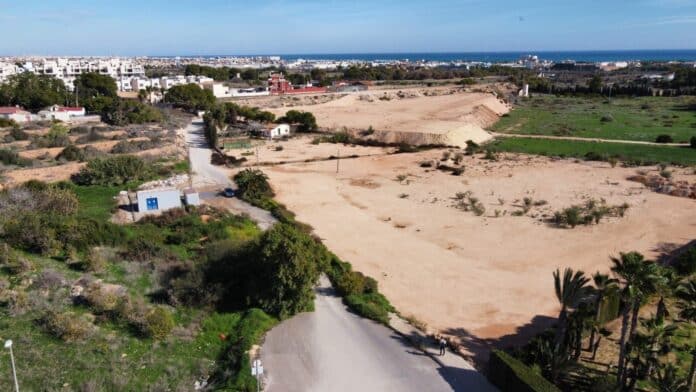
(653, 363, 689, 392)
(640, 315, 677, 379)
(553, 268, 590, 350)
(588, 272, 618, 352)
(676, 278, 696, 392)
(568, 301, 594, 360)
(611, 251, 661, 386)
(654, 266, 677, 322)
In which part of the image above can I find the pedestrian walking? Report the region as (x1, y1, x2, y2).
(439, 337, 447, 356)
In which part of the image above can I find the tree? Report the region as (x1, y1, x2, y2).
(653, 363, 689, 392)
(279, 110, 317, 132)
(588, 75, 603, 94)
(676, 278, 696, 391)
(643, 316, 677, 375)
(164, 83, 215, 112)
(232, 169, 273, 204)
(0, 73, 68, 111)
(74, 72, 118, 102)
(552, 268, 590, 351)
(251, 223, 327, 318)
(588, 272, 618, 352)
(611, 251, 661, 386)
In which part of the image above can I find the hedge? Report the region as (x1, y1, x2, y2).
(488, 349, 561, 392)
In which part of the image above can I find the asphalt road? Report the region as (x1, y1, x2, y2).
(185, 119, 276, 230)
(261, 276, 496, 392)
(185, 119, 234, 187)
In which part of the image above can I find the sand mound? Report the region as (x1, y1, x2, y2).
(368, 124, 492, 147)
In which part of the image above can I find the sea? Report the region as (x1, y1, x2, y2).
(186, 50, 696, 63)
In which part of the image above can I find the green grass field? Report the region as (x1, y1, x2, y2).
(492, 137, 696, 166)
(493, 95, 696, 143)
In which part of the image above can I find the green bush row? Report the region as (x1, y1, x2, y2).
(488, 349, 561, 392)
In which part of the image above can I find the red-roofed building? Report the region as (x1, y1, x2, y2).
(0, 106, 32, 123)
(39, 105, 86, 121)
(268, 73, 326, 95)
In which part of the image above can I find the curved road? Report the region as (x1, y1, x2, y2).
(261, 277, 496, 392)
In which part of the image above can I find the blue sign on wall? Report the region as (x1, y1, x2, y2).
(146, 197, 159, 211)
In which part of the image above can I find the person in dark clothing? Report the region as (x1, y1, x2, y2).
(439, 338, 447, 356)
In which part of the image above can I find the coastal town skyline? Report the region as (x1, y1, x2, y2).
(1, 0, 696, 56)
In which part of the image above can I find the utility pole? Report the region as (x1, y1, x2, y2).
(251, 359, 263, 392)
(4, 340, 19, 392)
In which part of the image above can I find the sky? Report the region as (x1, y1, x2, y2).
(1, 0, 695, 56)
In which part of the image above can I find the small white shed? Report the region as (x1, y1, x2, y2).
(184, 188, 200, 206)
(136, 188, 182, 213)
(262, 123, 290, 139)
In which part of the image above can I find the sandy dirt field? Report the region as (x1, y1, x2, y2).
(260, 150, 696, 363)
(225, 135, 394, 166)
(265, 88, 509, 147)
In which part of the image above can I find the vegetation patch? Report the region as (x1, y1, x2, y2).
(492, 137, 696, 166)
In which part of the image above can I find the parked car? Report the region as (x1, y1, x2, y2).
(223, 187, 235, 197)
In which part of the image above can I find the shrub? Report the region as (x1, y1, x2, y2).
(0, 148, 31, 166)
(600, 114, 614, 123)
(465, 140, 480, 155)
(0, 118, 17, 128)
(483, 149, 498, 161)
(233, 169, 274, 205)
(488, 349, 560, 392)
(56, 144, 85, 162)
(72, 155, 150, 186)
(655, 134, 674, 143)
(674, 246, 696, 275)
(142, 307, 174, 340)
(39, 311, 92, 342)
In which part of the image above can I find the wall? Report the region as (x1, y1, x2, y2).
(136, 189, 182, 213)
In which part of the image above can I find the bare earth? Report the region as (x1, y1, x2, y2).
(265, 88, 510, 147)
(262, 150, 696, 363)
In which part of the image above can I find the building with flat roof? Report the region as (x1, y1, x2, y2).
(136, 188, 182, 213)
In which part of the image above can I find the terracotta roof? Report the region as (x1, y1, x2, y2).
(56, 106, 84, 112)
(0, 106, 27, 115)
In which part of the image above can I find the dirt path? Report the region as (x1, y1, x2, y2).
(491, 132, 691, 146)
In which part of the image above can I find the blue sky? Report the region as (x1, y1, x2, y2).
(1, 0, 695, 55)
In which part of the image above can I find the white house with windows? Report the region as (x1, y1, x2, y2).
(261, 123, 291, 139)
(38, 105, 86, 122)
(136, 188, 182, 213)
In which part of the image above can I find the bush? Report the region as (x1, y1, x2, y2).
(0, 148, 31, 166)
(233, 169, 274, 205)
(674, 246, 696, 275)
(488, 349, 561, 392)
(655, 134, 674, 143)
(0, 118, 17, 128)
(56, 144, 85, 162)
(72, 155, 150, 186)
(278, 110, 317, 132)
(39, 311, 92, 342)
(600, 114, 614, 123)
(142, 307, 174, 340)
